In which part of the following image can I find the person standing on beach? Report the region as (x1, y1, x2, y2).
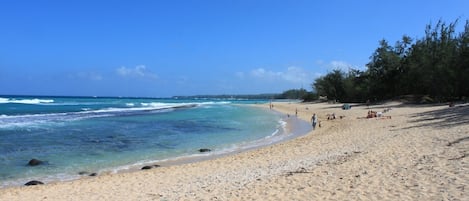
(311, 113, 318, 130)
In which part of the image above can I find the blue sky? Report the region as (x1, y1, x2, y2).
(1, 0, 468, 97)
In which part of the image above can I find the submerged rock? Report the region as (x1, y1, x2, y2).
(89, 173, 98, 177)
(78, 171, 90, 175)
(27, 159, 44, 166)
(25, 180, 44, 186)
(141, 165, 161, 170)
(198, 148, 211, 153)
(141, 166, 153, 170)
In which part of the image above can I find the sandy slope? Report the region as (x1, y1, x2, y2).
(1, 101, 467, 200)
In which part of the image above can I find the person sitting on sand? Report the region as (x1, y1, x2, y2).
(327, 113, 336, 120)
(364, 110, 392, 119)
(367, 110, 377, 118)
(357, 111, 390, 119)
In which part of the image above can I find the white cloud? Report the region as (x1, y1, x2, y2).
(249, 66, 314, 84)
(227, 66, 318, 93)
(330, 60, 353, 71)
(317, 60, 363, 72)
(250, 68, 273, 78)
(116, 65, 158, 79)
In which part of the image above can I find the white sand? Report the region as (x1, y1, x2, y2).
(1, 101, 468, 200)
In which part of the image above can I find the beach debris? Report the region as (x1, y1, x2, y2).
(198, 148, 211, 153)
(24, 180, 44, 186)
(446, 136, 469, 146)
(141, 165, 161, 170)
(448, 153, 467, 160)
(27, 158, 44, 166)
(285, 167, 313, 176)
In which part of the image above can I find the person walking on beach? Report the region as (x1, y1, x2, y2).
(311, 113, 318, 130)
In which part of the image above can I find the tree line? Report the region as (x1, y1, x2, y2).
(173, 89, 311, 100)
(310, 19, 469, 103)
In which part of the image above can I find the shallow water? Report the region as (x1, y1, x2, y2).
(0, 96, 309, 187)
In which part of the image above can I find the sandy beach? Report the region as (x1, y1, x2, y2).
(1, 101, 468, 200)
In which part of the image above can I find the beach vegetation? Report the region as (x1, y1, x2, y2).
(276, 88, 310, 99)
(312, 19, 469, 103)
(301, 91, 319, 102)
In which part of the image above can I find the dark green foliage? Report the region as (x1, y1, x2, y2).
(276, 88, 309, 99)
(301, 92, 318, 102)
(312, 19, 469, 103)
(313, 69, 346, 102)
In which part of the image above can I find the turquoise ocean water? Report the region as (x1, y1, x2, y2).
(0, 96, 310, 187)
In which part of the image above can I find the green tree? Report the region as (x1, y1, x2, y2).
(277, 89, 309, 99)
(313, 69, 346, 101)
(342, 69, 369, 102)
(455, 20, 469, 99)
(311, 18, 468, 103)
(366, 39, 402, 99)
(406, 20, 459, 100)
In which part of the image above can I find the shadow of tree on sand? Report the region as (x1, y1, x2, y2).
(400, 104, 469, 130)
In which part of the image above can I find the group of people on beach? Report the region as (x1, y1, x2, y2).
(362, 109, 392, 119)
(290, 102, 395, 131)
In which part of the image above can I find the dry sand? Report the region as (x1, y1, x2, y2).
(1, 101, 468, 200)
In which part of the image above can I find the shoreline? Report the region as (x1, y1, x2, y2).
(105, 108, 312, 175)
(1, 101, 467, 200)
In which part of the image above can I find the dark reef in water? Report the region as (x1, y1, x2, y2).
(25, 180, 44, 186)
(198, 148, 211, 152)
(141, 165, 161, 170)
(27, 159, 44, 166)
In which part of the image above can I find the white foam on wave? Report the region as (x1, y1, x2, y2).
(0, 120, 46, 129)
(0, 171, 82, 188)
(198, 101, 231, 105)
(0, 100, 235, 130)
(0, 97, 54, 105)
(140, 102, 175, 108)
(0, 101, 205, 129)
(212, 117, 299, 156)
